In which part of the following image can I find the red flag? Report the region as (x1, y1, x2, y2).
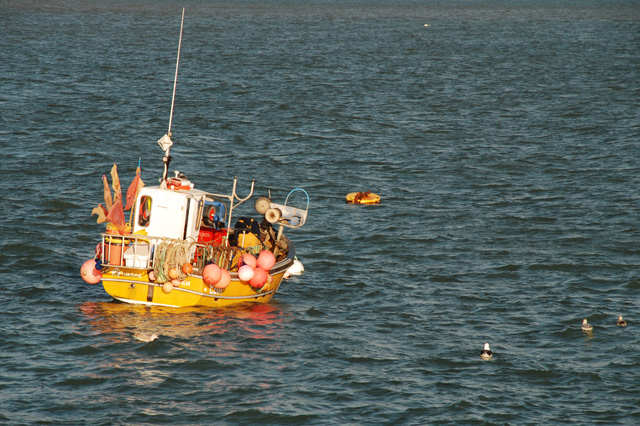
(125, 167, 144, 210)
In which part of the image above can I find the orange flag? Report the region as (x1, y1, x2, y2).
(125, 167, 144, 210)
(106, 193, 126, 234)
(110, 164, 121, 199)
(102, 175, 113, 211)
(92, 204, 108, 223)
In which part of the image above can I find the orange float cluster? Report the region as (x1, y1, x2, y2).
(81, 248, 278, 293)
(236, 251, 276, 289)
(202, 263, 231, 289)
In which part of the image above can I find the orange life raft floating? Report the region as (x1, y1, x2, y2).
(346, 191, 380, 205)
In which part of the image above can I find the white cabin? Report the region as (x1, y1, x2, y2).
(133, 186, 208, 241)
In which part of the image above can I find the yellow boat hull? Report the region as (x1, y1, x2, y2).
(101, 259, 291, 308)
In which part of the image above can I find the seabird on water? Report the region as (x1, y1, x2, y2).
(617, 316, 627, 327)
(480, 342, 492, 360)
(581, 318, 593, 332)
(133, 331, 159, 342)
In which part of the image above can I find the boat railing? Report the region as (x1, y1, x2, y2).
(101, 232, 159, 269)
(100, 231, 266, 273)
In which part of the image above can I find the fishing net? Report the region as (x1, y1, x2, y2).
(153, 240, 194, 283)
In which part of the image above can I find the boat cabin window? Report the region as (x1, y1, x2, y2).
(138, 195, 152, 227)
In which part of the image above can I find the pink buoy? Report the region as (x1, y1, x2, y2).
(257, 250, 276, 271)
(249, 267, 268, 288)
(240, 253, 257, 269)
(215, 269, 231, 289)
(238, 264, 255, 282)
(80, 259, 101, 284)
(171, 279, 181, 287)
(203, 264, 222, 285)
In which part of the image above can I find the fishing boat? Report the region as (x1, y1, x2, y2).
(80, 10, 309, 308)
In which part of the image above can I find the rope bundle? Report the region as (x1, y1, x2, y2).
(153, 240, 194, 283)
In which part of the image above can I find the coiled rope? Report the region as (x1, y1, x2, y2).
(153, 240, 195, 283)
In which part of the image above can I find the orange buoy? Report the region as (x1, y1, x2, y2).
(257, 250, 276, 271)
(249, 267, 268, 288)
(203, 264, 222, 285)
(182, 263, 193, 274)
(162, 282, 173, 294)
(240, 253, 257, 269)
(168, 268, 179, 280)
(215, 269, 231, 289)
(80, 259, 101, 284)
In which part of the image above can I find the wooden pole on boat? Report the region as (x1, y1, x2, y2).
(162, 8, 185, 182)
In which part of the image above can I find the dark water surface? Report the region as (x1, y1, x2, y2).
(1, 1, 640, 424)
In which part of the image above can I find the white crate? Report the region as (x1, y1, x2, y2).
(124, 244, 151, 268)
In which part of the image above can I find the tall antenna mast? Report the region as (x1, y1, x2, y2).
(159, 8, 185, 182)
(168, 7, 185, 137)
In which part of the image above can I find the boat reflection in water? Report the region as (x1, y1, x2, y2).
(77, 301, 287, 345)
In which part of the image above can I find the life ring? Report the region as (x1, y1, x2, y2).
(346, 191, 380, 204)
(166, 178, 192, 191)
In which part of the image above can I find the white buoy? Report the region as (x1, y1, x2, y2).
(284, 257, 304, 279)
(581, 318, 593, 332)
(617, 316, 627, 327)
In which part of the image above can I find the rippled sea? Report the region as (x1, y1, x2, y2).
(1, 0, 640, 424)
